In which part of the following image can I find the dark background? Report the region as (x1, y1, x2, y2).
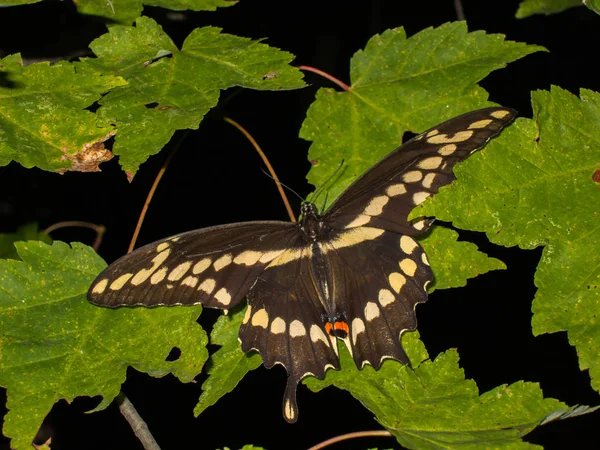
(0, 0, 598, 449)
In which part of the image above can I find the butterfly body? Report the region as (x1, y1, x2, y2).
(88, 107, 517, 423)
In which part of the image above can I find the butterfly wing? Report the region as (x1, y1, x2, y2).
(239, 246, 340, 423)
(88, 221, 298, 310)
(322, 107, 517, 234)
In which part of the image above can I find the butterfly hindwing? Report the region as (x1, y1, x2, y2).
(323, 227, 431, 369)
(239, 246, 340, 423)
(88, 221, 298, 309)
(323, 107, 517, 235)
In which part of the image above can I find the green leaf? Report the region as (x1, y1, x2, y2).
(75, 0, 235, 23)
(516, 0, 581, 18)
(0, 241, 207, 450)
(583, 0, 600, 14)
(0, 223, 51, 260)
(194, 307, 262, 417)
(420, 226, 506, 293)
(420, 86, 600, 393)
(81, 17, 305, 176)
(305, 332, 568, 450)
(300, 22, 544, 207)
(0, 54, 126, 173)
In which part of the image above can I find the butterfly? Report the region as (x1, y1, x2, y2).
(88, 107, 516, 422)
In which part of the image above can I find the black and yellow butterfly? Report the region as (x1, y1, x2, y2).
(88, 107, 516, 422)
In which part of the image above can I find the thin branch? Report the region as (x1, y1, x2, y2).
(116, 392, 161, 450)
(308, 430, 392, 450)
(43, 220, 106, 252)
(298, 65, 350, 91)
(128, 131, 190, 253)
(224, 116, 296, 222)
(454, 0, 466, 21)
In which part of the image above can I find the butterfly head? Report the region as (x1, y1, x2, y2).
(299, 202, 326, 241)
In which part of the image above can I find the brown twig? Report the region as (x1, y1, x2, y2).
(116, 392, 161, 450)
(224, 116, 296, 222)
(298, 65, 350, 91)
(454, 0, 466, 20)
(128, 131, 189, 253)
(43, 220, 106, 252)
(308, 430, 392, 450)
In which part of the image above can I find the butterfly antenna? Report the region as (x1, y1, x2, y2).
(260, 167, 305, 203)
(309, 159, 345, 207)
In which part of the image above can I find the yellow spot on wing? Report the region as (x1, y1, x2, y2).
(193, 258, 211, 274)
(214, 287, 232, 305)
(234, 250, 262, 266)
(417, 156, 443, 170)
(198, 278, 216, 294)
(389, 272, 406, 293)
(469, 119, 493, 129)
(289, 320, 307, 337)
(378, 288, 395, 307)
(490, 109, 510, 119)
(92, 278, 108, 294)
(363, 195, 389, 216)
(400, 236, 418, 254)
(364, 302, 380, 321)
(400, 258, 418, 276)
(422, 253, 430, 266)
(438, 144, 457, 155)
(168, 261, 192, 281)
(422, 173, 436, 189)
(156, 242, 170, 252)
(351, 318, 365, 345)
(181, 276, 198, 288)
(413, 191, 431, 205)
(268, 248, 309, 268)
(386, 184, 407, 197)
(271, 317, 286, 334)
(427, 130, 474, 144)
(345, 214, 371, 228)
(329, 227, 385, 250)
(110, 273, 133, 290)
(259, 249, 286, 263)
(251, 308, 269, 328)
(403, 170, 423, 183)
(213, 254, 232, 271)
(310, 325, 329, 345)
(242, 305, 252, 324)
(150, 267, 168, 284)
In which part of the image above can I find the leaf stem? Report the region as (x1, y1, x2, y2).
(223, 116, 296, 222)
(454, 0, 466, 20)
(298, 65, 350, 91)
(43, 221, 106, 252)
(307, 430, 392, 450)
(128, 131, 190, 253)
(116, 392, 161, 450)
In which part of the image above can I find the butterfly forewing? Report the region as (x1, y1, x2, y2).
(88, 221, 298, 309)
(323, 107, 517, 235)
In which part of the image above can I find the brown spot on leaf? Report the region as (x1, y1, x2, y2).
(593, 169, 600, 183)
(58, 132, 115, 173)
(262, 71, 279, 80)
(310, 160, 319, 166)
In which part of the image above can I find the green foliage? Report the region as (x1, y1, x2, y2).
(0, 223, 51, 260)
(0, 241, 206, 449)
(306, 332, 567, 449)
(420, 87, 600, 393)
(300, 22, 544, 207)
(194, 307, 262, 416)
(584, 0, 600, 14)
(516, 0, 582, 18)
(0, 17, 304, 177)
